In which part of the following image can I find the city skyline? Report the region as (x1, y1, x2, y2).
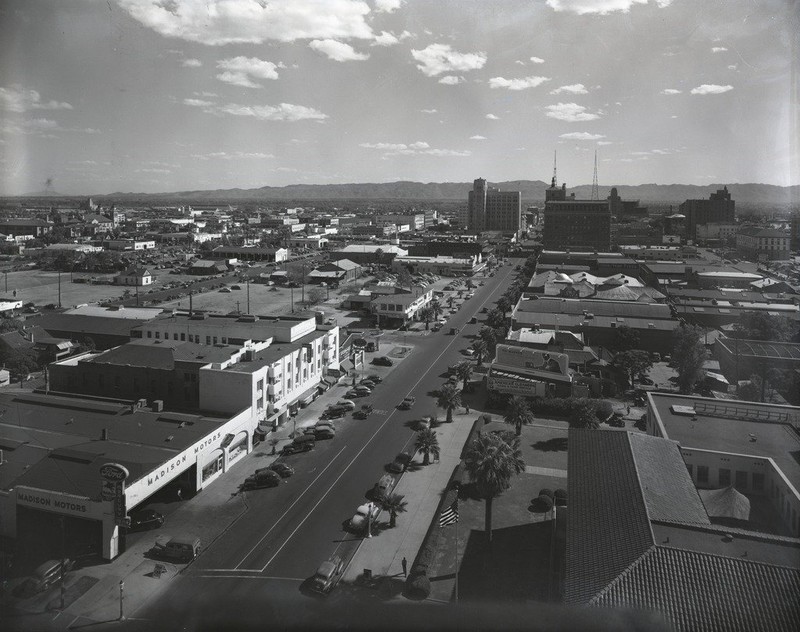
(1, 0, 797, 196)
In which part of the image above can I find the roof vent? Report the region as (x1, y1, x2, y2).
(166, 435, 174, 442)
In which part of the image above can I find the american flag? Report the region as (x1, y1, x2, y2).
(439, 500, 459, 527)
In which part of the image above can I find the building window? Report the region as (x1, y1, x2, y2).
(174, 333, 179, 340)
(206, 336, 211, 345)
(735, 470, 748, 490)
(155, 331, 160, 339)
(719, 468, 731, 487)
(697, 465, 709, 485)
(257, 379, 263, 391)
(180, 333, 185, 341)
(213, 337, 218, 344)
(752, 472, 764, 492)
(147, 331, 152, 338)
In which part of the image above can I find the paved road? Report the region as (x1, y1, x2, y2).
(115, 261, 520, 629)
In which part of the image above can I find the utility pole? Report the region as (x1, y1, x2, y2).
(58, 271, 62, 308)
(301, 262, 305, 306)
(246, 279, 250, 314)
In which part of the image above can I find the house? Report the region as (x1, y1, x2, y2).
(308, 259, 362, 285)
(84, 213, 114, 234)
(115, 267, 153, 286)
(189, 260, 228, 275)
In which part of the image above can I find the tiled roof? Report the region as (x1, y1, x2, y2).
(628, 433, 710, 525)
(592, 546, 800, 632)
(565, 430, 655, 604)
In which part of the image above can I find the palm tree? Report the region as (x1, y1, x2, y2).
(414, 429, 441, 465)
(268, 437, 280, 455)
(430, 299, 443, 320)
(471, 340, 488, 367)
(380, 493, 408, 528)
(455, 361, 473, 391)
(479, 326, 498, 354)
(504, 396, 534, 436)
(496, 296, 512, 317)
(418, 305, 434, 330)
(463, 432, 525, 543)
(436, 383, 462, 423)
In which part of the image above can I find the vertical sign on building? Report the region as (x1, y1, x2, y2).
(100, 463, 129, 525)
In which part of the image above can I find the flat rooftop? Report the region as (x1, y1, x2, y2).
(0, 391, 237, 495)
(648, 393, 800, 488)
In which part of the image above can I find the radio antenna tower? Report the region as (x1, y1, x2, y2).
(591, 150, 599, 201)
(551, 151, 557, 187)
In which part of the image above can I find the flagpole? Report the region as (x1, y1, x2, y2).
(455, 513, 459, 604)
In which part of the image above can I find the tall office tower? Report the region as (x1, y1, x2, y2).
(467, 178, 522, 235)
(679, 186, 736, 241)
(543, 178, 612, 251)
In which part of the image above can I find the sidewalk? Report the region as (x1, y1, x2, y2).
(342, 408, 476, 593)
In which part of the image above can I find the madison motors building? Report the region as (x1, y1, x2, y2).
(0, 313, 340, 562)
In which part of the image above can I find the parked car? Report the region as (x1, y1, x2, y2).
(283, 435, 316, 455)
(398, 396, 416, 410)
(268, 463, 295, 478)
(388, 452, 412, 473)
(127, 508, 165, 532)
(349, 502, 380, 532)
(322, 406, 348, 419)
(220, 287, 232, 293)
(360, 380, 377, 389)
(353, 385, 372, 394)
(335, 400, 356, 410)
(345, 389, 369, 399)
(373, 473, 396, 501)
(153, 536, 201, 563)
(243, 469, 281, 489)
(15, 559, 75, 596)
(231, 285, 241, 290)
(372, 356, 394, 366)
(366, 374, 383, 383)
(304, 425, 336, 439)
(469, 316, 477, 324)
(310, 555, 345, 594)
(353, 405, 373, 419)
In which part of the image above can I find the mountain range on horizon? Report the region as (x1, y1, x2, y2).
(15, 180, 800, 207)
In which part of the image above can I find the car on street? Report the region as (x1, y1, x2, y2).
(304, 425, 336, 439)
(268, 463, 295, 478)
(388, 452, 413, 473)
(310, 555, 345, 594)
(432, 323, 442, 332)
(14, 558, 76, 596)
(417, 415, 434, 430)
(282, 435, 316, 455)
(398, 396, 416, 410)
(220, 287, 232, 293)
(353, 404, 373, 419)
(322, 406, 348, 419)
(469, 316, 477, 324)
(335, 400, 356, 410)
(345, 389, 369, 399)
(353, 385, 372, 394)
(243, 469, 281, 489)
(372, 356, 394, 366)
(360, 380, 377, 389)
(348, 502, 380, 532)
(366, 374, 383, 383)
(126, 508, 165, 532)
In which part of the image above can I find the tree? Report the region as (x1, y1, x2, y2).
(455, 361, 473, 391)
(1, 347, 40, 380)
(485, 308, 506, 329)
(380, 493, 408, 528)
(418, 305, 434, 330)
(463, 432, 525, 543)
(471, 340, 488, 367)
(735, 312, 797, 343)
(436, 383, 462, 423)
(395, 267, 414, 290)
(496, 296, 512, 317)
(430, 299, 443, 321)
(611, 325, 640, 353)
(571, 400, 599, 429)
(672, 325, 707, 394)
(306, 287, 326, 306)
(612, 350, 653, 386)
(414, 429, 441, 465)
(503, 396, 534, 436)
(737, 376, 762, 402)
(374, 247, 384, 267)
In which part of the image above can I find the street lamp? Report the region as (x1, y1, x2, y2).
(366, 502, 373, 538)
(119, 580, 125, 620)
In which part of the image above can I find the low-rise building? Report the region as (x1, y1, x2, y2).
(392, 254, 482, 277)
(103, 239, 157, 251)
(371, 288, 433, 327)
(736, 227, 791, 261)
(115, 267, 153, 286)
(486, 344, 576, 398)
(211, 246, 288, 263)
(307, 259, 362, 285)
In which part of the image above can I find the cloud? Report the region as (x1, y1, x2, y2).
(661, 88, 682, 95)
(411, 43, 486, 77)
(530, 56, 545, 64)
(545, 102, 601, 122)
(359, 140, 470, 157)
(216, 56, 279, 87)
(489, 76, 550, 90)
(559, 132, 606, 140)
(184, 99, 328, 121)
(309, 39, 369, 61)
(136, 168, 172, 173)
(690, 84, 733, 95)
(596, 141, 613, 146)
(372, 31, 399, 46)
(711, 46, 728, 53)
(485, 113, 499, 120)
(1, 117, 99, 137)
(545, 0, 672, 15)
(438, 75, 464, 85)
(116, 0, 374, 45)
(191, 151, 275, 160)
(470, 135, 487, 140)
(420, 109, 438, 114)
(0, 85, 73, 112)
(182, 58, 202, 67)
(550, 83, 587, 95)
(374, 0, 402, 11)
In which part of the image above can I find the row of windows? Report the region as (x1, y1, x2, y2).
(145, 330, 230, 345)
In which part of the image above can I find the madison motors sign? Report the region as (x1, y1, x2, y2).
(144, 431, 223, 488)
(16, 487, 104, 519)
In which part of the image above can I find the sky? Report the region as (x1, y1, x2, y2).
(0, 0, 797, 195)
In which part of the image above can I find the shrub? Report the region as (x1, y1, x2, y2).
(533, 495, 554, 512)
(405, 572, 431, 600)
(595, 400, 614, 421)
(554, 489, 568, 506)
(539, 488, 554, 500)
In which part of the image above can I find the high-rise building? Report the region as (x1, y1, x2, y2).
(467, 178, 522, 234)
(679, 186, 736, 241)
(542, 176, 612, 251)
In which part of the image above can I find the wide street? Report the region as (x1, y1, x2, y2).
(104, 259, 520, 630)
